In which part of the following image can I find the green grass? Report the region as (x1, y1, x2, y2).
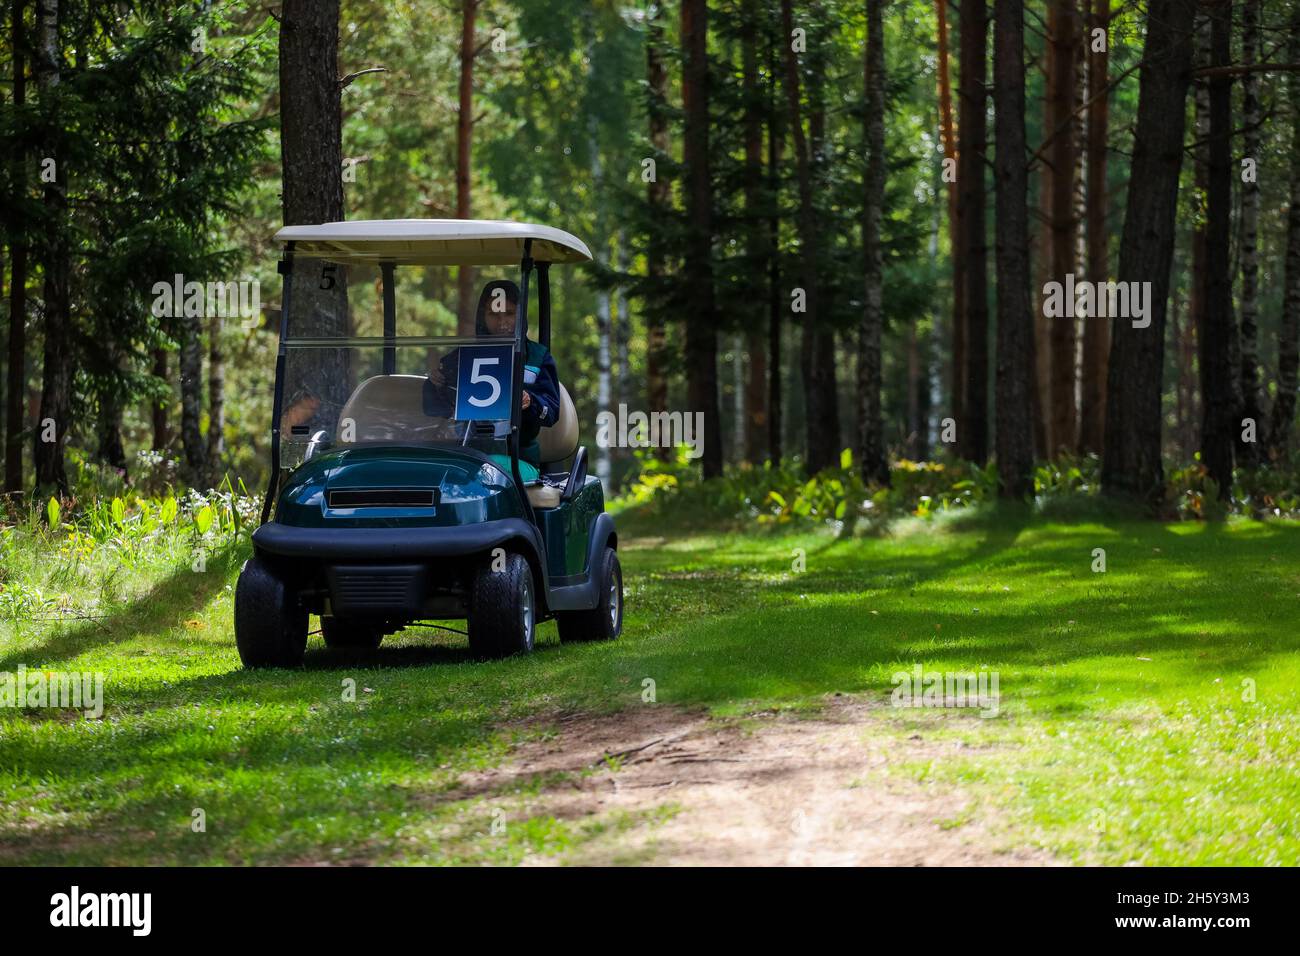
(2, 503, 1298, 865)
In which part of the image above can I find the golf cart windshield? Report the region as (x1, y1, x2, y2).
(276, 256, 520, 473)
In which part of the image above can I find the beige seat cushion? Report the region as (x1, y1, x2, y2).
(525, 483, 562, 509)
(536, 384, 578, 465)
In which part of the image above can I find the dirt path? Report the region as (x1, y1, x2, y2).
(457, 695, 1057, 866)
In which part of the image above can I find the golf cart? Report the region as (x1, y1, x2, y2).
(234, 219, 622, 667)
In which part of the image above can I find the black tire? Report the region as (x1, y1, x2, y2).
(557, 547, 622, 643)
(234, 555, 308, 668)
(320, 617, 385, 651)
(467, 552, 536, 659)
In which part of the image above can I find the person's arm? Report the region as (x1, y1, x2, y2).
(524, 352, 560, 428)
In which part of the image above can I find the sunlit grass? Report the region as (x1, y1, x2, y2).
(1, 502, 1298, 864)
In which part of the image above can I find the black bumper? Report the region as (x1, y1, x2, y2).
(251, 517, 540, 561)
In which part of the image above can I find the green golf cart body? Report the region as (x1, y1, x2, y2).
(234, 219, 622, 667)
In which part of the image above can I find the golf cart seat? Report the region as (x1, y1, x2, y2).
(337, 374, 443, 443)
(528, 383, 581, 509)
(336, 373, 581, 509)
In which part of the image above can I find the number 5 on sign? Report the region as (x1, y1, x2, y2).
(454, 344, 514, 421)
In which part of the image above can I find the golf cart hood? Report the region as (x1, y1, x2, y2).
(270, 444, 523, 529)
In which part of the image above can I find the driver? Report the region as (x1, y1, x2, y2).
(429, 279, 561, 469)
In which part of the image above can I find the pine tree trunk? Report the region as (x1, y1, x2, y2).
(456, 0, 477, 337)
(1046, 0, 1078, 454)
(645, 6, 670, 461)
(1188, 12, 1210, 459)
(1101, 0, 1196, 502)
(616, 235, 631, 411)
(681, 0, 722, 477)
(4, 0, 25, 494)
(1079, 0, 1110, 454)
(1237, 0, 1264, 467)
(935, 0, 964, 429)
(207, 312, 225, 477)
(33, 0, 71, 496)
(781, 0, 828, 473)
(767, 29, 783, 463)
(588, 62, 612, 485)
(1199, 0, 1237, 498)
(859, 0, 888, 486)
(732, 334, 744, 463)
(1268, 3, 1300, 459)
(179, 319, 206, 484)
(279, 0, 349, 442)
(1033, 63, 1053, 456)
(741, 0, 768, 464)
(96, 350, 128, 481)
(596, 284, 611, 484)
(957, 0, 988, 463)
(151, 347, 169, 452)
(992, 0, 1035, 497)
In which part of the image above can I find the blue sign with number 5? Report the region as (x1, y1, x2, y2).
(454, 344, 514, 421)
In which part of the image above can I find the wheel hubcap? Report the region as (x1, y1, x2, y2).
(608, 573, 620, 630)
(521, 575, 534, 648)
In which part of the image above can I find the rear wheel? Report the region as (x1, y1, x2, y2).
(558, 548, 622, 643)
(321, 617, 384, 651)
(467, 552, 536, 659)
(235, 556, 308, 668)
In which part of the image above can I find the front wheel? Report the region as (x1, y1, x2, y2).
(467, 552, 536, 659)
(234, 555, 308, 668)
(557, 548, 622, 643)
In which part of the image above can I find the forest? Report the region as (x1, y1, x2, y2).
(0, 0, 1296, 511)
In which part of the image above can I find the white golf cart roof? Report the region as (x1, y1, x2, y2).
(273, 219, 592, 266)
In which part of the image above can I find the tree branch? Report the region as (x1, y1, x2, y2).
(1192, 62, 1300, 79)
(338, 66, 388, 90)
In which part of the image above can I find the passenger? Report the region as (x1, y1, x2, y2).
(429, 279, 560, 469)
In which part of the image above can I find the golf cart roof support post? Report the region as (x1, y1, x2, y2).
(513, 239, 537, 526)
(538, 261, 551, 351)
(261, 242, 296, 526)
(381, 260, 397, 375)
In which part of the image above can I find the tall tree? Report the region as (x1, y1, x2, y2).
(644, 2, 670, 461)
(993, 0, 1034, 497)
(1199, 0, 1237, 498)
(1102, 0, 1196, 502)
(741, 0, 769, 464)
(5, 0, 27, 493)
(957, 0, 988, 462)
(858, 0, 888, 485)
(150, 347, 168, 452)
(1271, 1, 1300, 459)
(1237, 0, 1264, 467)
(766, 26, 783, 463)
(1079, 0, 1110, 454)
(178, 302, 206, 482)
(682, 0, 722, 476)
(1045, 0, 1078, 454)
(935, 0, 963, 428)
(1187, 11, 1210, 461)
(781, 0, 839, 473)
(207, 314, 224, 475)
(279, 0, 349, 444)
(32, 0, 70, 495)
(456, 0, 480, 336)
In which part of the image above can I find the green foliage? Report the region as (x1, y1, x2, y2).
(614, 448, 1000, 531)
(617, 448, 1300, 528)
(1166, 456, 1300, 521)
